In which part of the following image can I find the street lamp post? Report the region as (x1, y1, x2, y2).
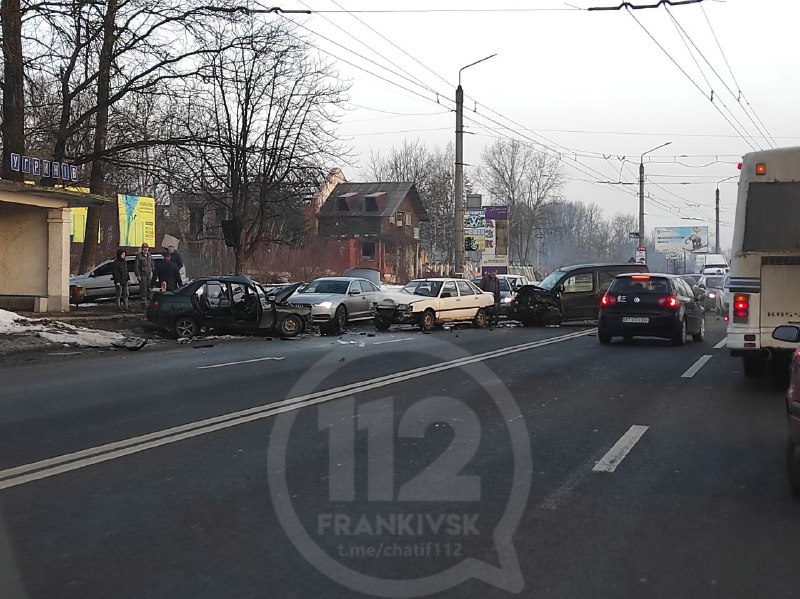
(638, 141, 671, 249)
(454, 53, 496, 276)
(715, 175, 737, 253)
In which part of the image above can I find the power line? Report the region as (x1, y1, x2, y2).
(626, 8, 758, 151)
(344, 103, 451, 116)
(312, 7, 582, 13)
(699, 2, 777, 147)
(664, 5, 770, 149)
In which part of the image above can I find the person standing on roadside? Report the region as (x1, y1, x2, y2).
(134, 243, 154, 305)
(112, 248, 130, 312)
(479, 269, 501, 325)
(154, 253, 183, 292)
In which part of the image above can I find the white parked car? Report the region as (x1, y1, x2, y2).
(372, 278, 494, 331)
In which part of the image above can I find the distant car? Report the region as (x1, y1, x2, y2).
(774, 326, 800, 496)
(372, 278, 494, 330)
(70, 254, 169, 301)
(719, 273, 731, 319)
(694, 274, 726, 313)
(510, 263, 648, 326)
(288, 277, 381, 334)
(147, 277, 310, 339)
(680, 273, 702, 288)
(500, 274, 535, 289)
(597, 273, 705, 345)
(471, 276, 514, 315)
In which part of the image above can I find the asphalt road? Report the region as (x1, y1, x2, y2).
(0, 317, 797, 598)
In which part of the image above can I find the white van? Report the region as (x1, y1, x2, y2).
(694, 253, 729, 275)
(726, 147, 800, 377)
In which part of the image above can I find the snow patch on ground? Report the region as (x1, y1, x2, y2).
(0, 308, 127, 348)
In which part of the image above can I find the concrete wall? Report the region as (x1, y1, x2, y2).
(0, 202, 48, 297)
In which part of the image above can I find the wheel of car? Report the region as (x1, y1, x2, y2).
(787, 439, 800, 499)
(743, 355, 765, 378)
(173, 316, 199, 339)
(278, 314, 303, 338)
(692, 317, 705, 342)
(420, 309, 436, 331)
(672, 317, 687, 346)
(598, 330, 612, 344)
(542, 307, 563, 326)
(374, 316, 391, 331)
(473, 308, 487, 329)
(322, 305, 347, 335)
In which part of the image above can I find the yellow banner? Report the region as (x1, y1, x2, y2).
(118, 194, 156, 247)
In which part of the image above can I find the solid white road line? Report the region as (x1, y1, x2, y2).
(199, 356, 286, 369)
(0, 328, 594, 491)
(592, 425, 650, 473)
(681, 354, 713, 378)
(714, 338, 727, 350)
(371, 338, 414, 346)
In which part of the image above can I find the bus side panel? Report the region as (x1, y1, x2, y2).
(760, 264, 800, 350)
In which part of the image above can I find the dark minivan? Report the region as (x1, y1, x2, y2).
(510, 263, 648, 326)
(597, 273, 705, 345)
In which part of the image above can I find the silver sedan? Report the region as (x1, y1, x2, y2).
(289, 277, 381, 334)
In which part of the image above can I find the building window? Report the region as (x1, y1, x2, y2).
(189, 206, 204, 237)
(365, 196, 378, 212)
(336, 197, 350, 211)
(395, 211, 404, 226)
(362, 242, 376, 260)
(405, 212, 412, 226)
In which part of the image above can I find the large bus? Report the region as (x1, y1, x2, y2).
(727, 147, 800, 377)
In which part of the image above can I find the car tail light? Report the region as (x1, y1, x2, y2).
(733, 294, 749, 323)
(601, 294, 617, 307)
(631, 275, 650, 280)
(657, 295, 679, 309)
(149, 300, 159, 309)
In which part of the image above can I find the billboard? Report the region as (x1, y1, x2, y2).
(483, 205, 509, 274)
(118, 194, 156, 247)
(464, 209, 485, 252)
(654, 226, 709, 253)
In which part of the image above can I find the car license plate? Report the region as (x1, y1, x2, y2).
(622, 317, 649, 323)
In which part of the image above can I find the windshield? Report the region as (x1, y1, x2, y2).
(538, 270, 566, 290)
(303, 279, 349, 294)
(705, 276, 725, 288)
(401, 280, 444, 297)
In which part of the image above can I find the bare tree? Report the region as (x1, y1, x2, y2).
(479, 139, 563, 264)
(1, 0, 25, 181)
(167, 21, 347, 274)
(364, 139, 456, 263)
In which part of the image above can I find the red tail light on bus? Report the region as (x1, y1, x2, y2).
(733, 294, 750, 323)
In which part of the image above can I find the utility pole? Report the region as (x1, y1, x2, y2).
(638, 141, 672, 248)
(454, 54, 496, 276)
(454, 84, 464, 276)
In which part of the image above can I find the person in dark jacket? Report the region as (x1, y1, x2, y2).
(112, 248, 130, 312)
(154, 254, 183, 292)
(133, 243, 154, 305)
(479, 269, 501, 325)
(167, 245, 184, 271)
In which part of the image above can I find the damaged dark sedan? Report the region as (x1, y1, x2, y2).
(509, 263, 648, 326)
(147, 276, 311, 339)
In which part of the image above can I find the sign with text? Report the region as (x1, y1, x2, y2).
(483, 205, 508, 273)
(464, 210, 485, 252)
(118, 194, 156, 247)
(654, 226, 709, 253)
(10, 153, 79, 182)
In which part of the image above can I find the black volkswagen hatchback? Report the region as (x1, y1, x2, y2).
(597, 273, 705, 345)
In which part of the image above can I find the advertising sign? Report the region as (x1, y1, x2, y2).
(654, 226, 709, 253)
(464, 209, 485, 252)
(118, 194, 156, 247)
(483, 205, 509, 274)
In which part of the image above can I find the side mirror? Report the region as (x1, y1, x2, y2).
(773, 326, 800, 343)
(348, 289, 360, 296)
(556, 284, 565, 293)
(268, 295, 277, 303)
(441, 291, 452, 298)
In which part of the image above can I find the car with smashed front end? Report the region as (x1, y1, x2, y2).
(147, 276, 310, 339)
(372, 278, 494, 331)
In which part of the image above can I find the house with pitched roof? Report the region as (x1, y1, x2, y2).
(316, 181, 429, 282)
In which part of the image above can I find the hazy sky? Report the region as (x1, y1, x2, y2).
(290, 0, 800, 249)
